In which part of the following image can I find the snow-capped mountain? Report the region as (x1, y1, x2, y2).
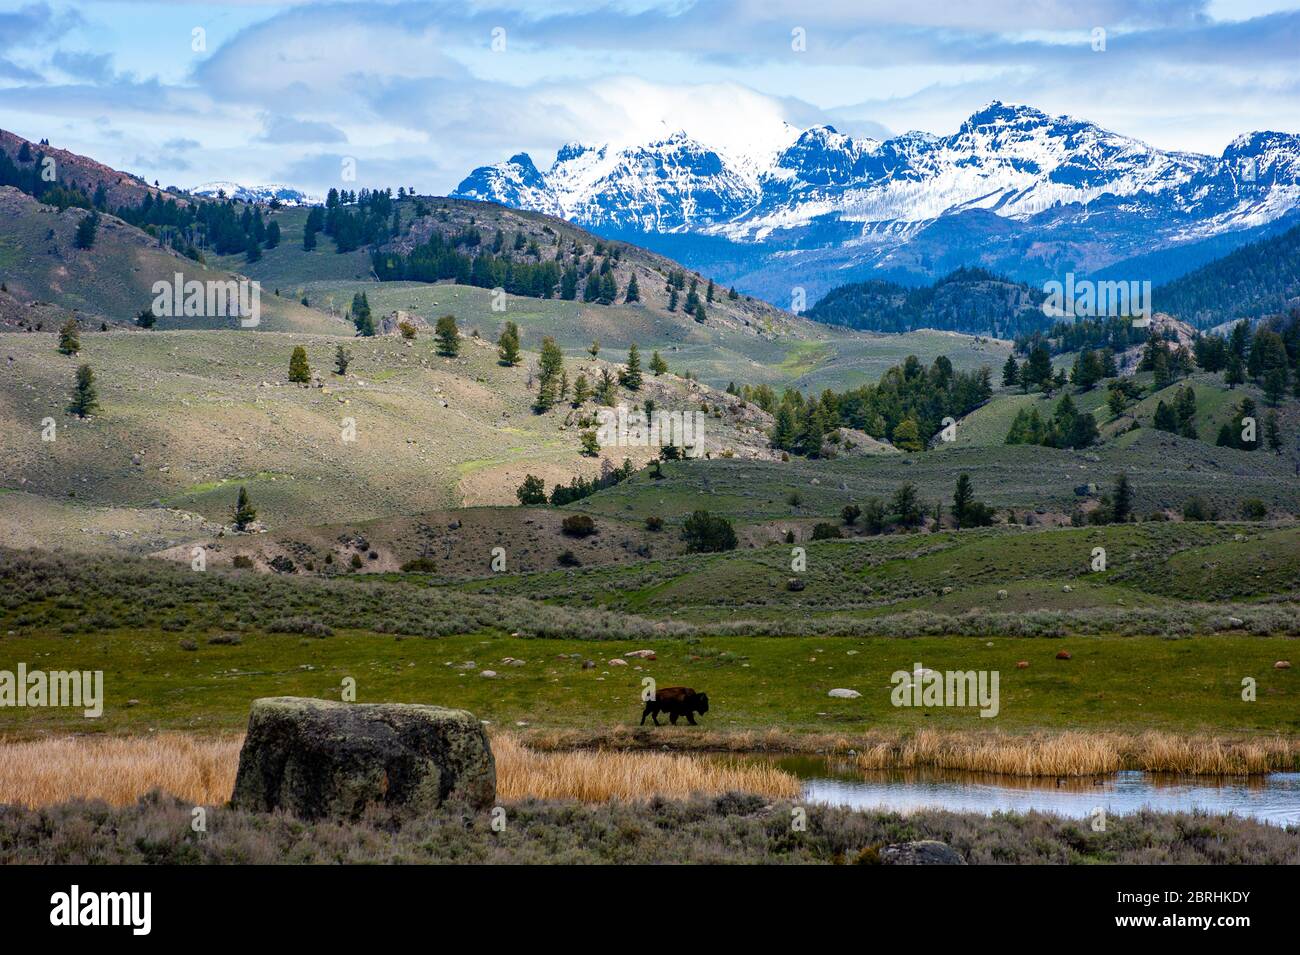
(453, 102, 1300, 301)
(190, 181, 319, 206)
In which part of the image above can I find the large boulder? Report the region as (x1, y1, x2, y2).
(230, 697, 495, 819)
(880, 840, 966, 865)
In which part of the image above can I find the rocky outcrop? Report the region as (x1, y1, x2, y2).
(230, 697, 495, 819)
(880, 840, 966, 865)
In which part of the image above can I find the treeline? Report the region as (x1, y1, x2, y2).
(516, 459, 636, 507)
(806, 267, 1049, 338)
(1005, 393, 1099, 450)
(1, 141, 294, 263)
(1016, 315, 1150, 357)
(1154, 221, 1300, 328)
(750, 355, 992, 456)
(317, 188, 396, 253)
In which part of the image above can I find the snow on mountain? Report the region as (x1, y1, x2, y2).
(190, 181, 319, 206)
(453, 102, 1300, 297)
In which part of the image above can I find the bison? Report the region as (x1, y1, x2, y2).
(640, 686, 709, 726)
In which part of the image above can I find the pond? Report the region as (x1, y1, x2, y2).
(762, 756, 1300, 827)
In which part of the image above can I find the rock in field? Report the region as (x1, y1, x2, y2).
(827, 688, 861, 699)
(1276, 660, 1292, 670)
(880, 840, 966, 865)
(230, 697, 495, 820)
(1056, 650, 1072, 660)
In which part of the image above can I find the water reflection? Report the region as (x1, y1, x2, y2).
(761, 756, 1300, 826)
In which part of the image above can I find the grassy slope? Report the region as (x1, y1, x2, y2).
(227, 205, 1008, 394)
(0, 187, 339, 334)
(566, 428, 1300, 525)
(0, 326, 774, 531)
(459, 523, 1300, 618)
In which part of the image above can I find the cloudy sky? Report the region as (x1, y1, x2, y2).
(1, 0, 1298, 195)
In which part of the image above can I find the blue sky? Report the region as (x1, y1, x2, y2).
(1, 0, 1298, 195)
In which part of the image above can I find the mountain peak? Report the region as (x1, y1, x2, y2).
(960, 101, 1053, 132)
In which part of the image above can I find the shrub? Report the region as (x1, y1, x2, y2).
(231, 555, 254, 569)
(1241, 499, 1268, 521)
(266, 616, 333, 638)
(681, 511, 737, 553)
(207, 633, 242, 645)
(178, 638, 198, 651)
(811, 523, 842, 541)
(645, 516, 664, 532)
(516, 474, 547, 506)
(841, 504, 861, 525)
(558, 550, 582, 567)
(350, 553, 363, 569)
(561, 515, 597, 537)
(400, 557, 438, 573)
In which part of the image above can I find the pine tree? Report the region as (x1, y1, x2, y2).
(1264, 367, 1287, 406)
(288, 346, 311, 383)
(706, 279, 715, 303)
(1266, 411, 1282, 453)
(650, 350, 668, 376)
(770, 404, 797, 451)
(57, 319, 80, 356)
(588, 340, 600, 360)
(890, 482, 923, 528)
(624, 273, 640, 303)
(1154, 400, 1178, 433)
(136, 306, 157, 329)
(579, 430, 600, 457)
(621, 343, 643, 391)
(892, 418, 923, 452)
(334, 345, 351, 376)
(952, 474, 973, 525)
(728, 286, 738, 300)
(434, 314, 460, 356)
(1001, 355, 1019, 387)
(497, 321, 522, 366)
(596, 368, 617, 406)
(560, 267, 578, 300)
(1112, 472, 1133, 523)
(1225, 353, 1245, 389)
(232, 486, 257, 531)
(67, 364, 99, 417)
(571, 374, 590, 406)
(534, 336, 564, 411)
(351, 292, 374, 336)
(74, 211, 99, 249)
(667, 287, 679, 312)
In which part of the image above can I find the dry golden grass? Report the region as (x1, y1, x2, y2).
(522, 726, 1300, 777)
(0, 734, 241, 807)
(491, 732, 800, 802)
(4, 728, 1294, 809)
(852, 729, 1300, 777)
(0, 732, 800, 808)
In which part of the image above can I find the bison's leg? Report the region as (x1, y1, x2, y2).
(669, 712, 680, 725)
(640, 702, 652, 726)
(686, 712, 698, 725)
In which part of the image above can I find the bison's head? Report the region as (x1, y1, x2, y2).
(694, 692, 709, 714)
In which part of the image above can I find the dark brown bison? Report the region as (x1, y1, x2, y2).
(640, 686, 709, 726)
